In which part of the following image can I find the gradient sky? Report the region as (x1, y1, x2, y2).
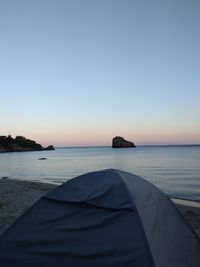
(0, 0, 200, 146)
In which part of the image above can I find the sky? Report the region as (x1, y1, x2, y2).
(0, 0, 200, 146)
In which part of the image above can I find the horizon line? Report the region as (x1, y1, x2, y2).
(55, 143, 200, 149)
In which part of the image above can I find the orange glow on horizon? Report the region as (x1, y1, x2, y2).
(8, 125, 200, 147)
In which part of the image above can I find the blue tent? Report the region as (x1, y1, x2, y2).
(0, 169, 200, 267)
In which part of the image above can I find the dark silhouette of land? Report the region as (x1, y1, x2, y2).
(112, 136, 136, 148)
(0, 135, 54, 152)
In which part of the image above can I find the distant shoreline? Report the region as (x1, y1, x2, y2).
(0, 135, 54, 153)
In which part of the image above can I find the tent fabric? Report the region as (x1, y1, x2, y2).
(119, 170, 200, 267)
(45, 170, 135, 210)
(0, 169, 200, 267)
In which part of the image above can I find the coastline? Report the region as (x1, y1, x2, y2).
(0, 178, 200, 239)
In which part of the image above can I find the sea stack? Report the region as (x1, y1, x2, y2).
(112, 136, 136, 148)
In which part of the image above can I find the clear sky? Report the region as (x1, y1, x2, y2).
(0, 0, 200, 146)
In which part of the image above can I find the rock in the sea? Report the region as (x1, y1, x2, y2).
(112, 136, 136, 148)
(44, 145, 55, 151)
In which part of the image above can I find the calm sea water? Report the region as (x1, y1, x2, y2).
(0, 146, 200, 201)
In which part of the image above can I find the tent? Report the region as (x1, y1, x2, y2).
(0, 169, 200, 267)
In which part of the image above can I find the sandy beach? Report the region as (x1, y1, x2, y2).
(0, 178, 200, 239)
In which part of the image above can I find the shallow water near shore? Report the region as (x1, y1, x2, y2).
(0, 145, 200, 201)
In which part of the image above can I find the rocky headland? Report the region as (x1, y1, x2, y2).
(0, 135, 55, 152)
(112, 136, 136, 148)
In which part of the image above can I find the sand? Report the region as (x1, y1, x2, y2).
(0, 179, 55, 236)
(0, 178, 200, 239)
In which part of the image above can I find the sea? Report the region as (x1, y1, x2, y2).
(0, 145, 200, 201)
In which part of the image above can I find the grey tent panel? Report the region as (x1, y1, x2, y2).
(119, 170, 200, 267)
(0, 169, 199, 267)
